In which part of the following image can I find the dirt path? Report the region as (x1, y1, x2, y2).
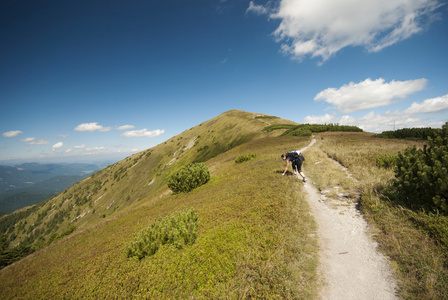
(301, 139, 398, 299)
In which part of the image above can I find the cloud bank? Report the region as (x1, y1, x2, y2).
(249, 0, 441, 62)
(2, 130, 23, 138)
(404, 94, 448, 114)
(315, 78, 427, 113)
(121, 129, 165, 138)
(305, 89, 448, 132)
(74, 122, 111, 132)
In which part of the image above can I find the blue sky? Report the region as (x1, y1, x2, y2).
(1, 0, 447, 164)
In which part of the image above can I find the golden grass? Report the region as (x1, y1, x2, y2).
(314, 132, 425, 190)
(316, 132, 448, 300)
(304, 141, 357, 199)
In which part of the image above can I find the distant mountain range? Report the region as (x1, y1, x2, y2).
(0, 163, 103, 213)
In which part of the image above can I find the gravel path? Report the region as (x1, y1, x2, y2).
(301, 139, 398, 300)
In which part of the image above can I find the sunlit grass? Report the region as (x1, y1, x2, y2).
(316, 132, 447, 299)
(0, 136, 320, 299)
(2, 127, 446, 299)
(304, 142, 357, 199)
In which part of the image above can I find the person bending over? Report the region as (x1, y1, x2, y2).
(281, 150, 306, 182)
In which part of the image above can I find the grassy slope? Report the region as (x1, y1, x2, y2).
(0, 135, 319, 299)
(1, 110, 320, 298)
(2, 115, 446, 299)
(1, 110, 295, 252)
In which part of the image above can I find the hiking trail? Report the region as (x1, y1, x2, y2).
(301, 138, 398, 300)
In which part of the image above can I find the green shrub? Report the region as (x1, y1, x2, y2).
(255, 115, 279, 119)
(374, 127, 442, 140)
(376, 154, 397, 169)
(391, 122, 448, 213)
(264, 123, 363, 135)
(125, 209, 198, 260)
(263, 124, 297, 133)
(286, 128, 313, 137)
(235, 153, 257, 163)
(167, 163, 210, 193)
(0, 243, 33, 269)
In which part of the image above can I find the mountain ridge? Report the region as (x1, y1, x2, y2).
(2, 109, 317, 298)
(0, 109, 296, 258)
(1, 110, 446, 299)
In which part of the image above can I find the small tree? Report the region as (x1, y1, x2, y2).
(167, 163, 210, 193)
(392, 122, 448, 213)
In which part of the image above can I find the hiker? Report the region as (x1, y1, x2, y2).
(281, 150, 306, 182)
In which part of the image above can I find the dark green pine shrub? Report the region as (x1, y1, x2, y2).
(125, 209, 198, 260)
(392, 122, 448, 213)
(167, 163, 210, 193)
(235, 153, 256, 163)
(376, 153, 397, 169)
(375, 127, 442, 140)
(287, 128, 313, 136)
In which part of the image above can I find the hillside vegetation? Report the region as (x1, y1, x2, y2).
(0, 110, 447, 299)
(0, 110, 297, 260)
(2, 110, 321, 298)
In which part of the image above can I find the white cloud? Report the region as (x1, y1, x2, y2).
(356, 111, 429, 132)
(117, 125, 135, 130)
(85, 146, 106, 151)
(74, 144, 86, 149)
(29, 139, 49, 145)
(339, 115, 357, 125)
(268, 0, 440, 62)
(3, 130, 23, 137)
(121, 128, 165, 138)
(74, 122, 111, 132)
(21, 137, 35, 143)
(19, 137, 50, 145)
(304, 113, 336, 124)
(314, 78, 427, 113)
(52, 142, 64, 151)
(404, 94, 448, 114)
(65, 149, 73, 153)
(304, 93, 448, 132)
(58, 134, 69, 138)
(304, 113, 357, 125)
(246, 1, 268, 15)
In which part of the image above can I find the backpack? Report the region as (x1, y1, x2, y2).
(287, 150, 304, 161)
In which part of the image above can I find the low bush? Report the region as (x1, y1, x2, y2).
(374, 127, 442, 140)
(264, 124, 363, 135)
(255, 115, 279, 119)
(235, 153, 256, 163)
(263, 124, 297, 133)
(287, 128, 313, 137)
(391, 122, 448, 213)
(376, 153, 397, 169)
(167, 163, 210, 193)
(125, 209, 198, 260)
